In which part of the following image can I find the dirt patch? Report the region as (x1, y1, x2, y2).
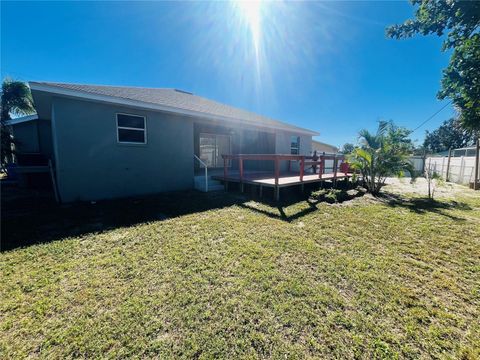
(382, 177, 476, 199)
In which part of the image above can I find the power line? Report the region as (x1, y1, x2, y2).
(412, 100, 452, 133)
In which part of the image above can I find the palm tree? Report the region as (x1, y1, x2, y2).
(348, 121, 416, 194)
(1, 78, 35, 167)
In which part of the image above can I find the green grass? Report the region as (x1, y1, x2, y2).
(1, 186, 480, 359)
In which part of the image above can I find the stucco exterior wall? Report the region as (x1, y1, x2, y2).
(52, 97, 194, 202)
(275, 131, 312, 171)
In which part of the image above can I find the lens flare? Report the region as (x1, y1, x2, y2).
(234, 0, 263, 58)
(176, 1, 339, 106)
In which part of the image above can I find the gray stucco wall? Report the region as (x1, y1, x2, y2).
(275, 131, 312, 171)
(53, 97, 194, 202)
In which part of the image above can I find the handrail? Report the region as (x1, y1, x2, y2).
(194, 155, 208, 192)
(222, 153, 346, 161)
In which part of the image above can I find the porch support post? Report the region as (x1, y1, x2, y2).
(333, 154, 338, 187)
(224, 156, 228, 179)
(239, 156, 244, 192)
(223, 156, 228, 191)
(274, 157, 280, 201)
(300, 156, 305, 182)
(319, 155, 324, 179)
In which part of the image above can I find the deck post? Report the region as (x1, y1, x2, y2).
(239, 156, 244, 192)
(319, 155, 324, 179)
(274, 157, 280, 201)
(274, 158, 279, 185)
(300, 156, 305, 182)
(224, 156, 228, 178)
(223, 157, 228, 191)
(333, 154, 338, 187)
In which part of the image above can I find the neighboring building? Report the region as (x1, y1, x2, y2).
(311, 140, 338, 154)
(12, 82, 318, 202)
(8, 114, 54, 160)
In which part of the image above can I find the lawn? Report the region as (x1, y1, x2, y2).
(1, 181, 480, 359)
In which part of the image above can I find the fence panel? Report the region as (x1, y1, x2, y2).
(425, 156, 477, 185)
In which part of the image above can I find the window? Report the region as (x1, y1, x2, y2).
(116, 113, 146, 144)
(290, 136, 300, 155)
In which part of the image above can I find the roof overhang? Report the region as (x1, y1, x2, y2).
(29, 82, 319, 136)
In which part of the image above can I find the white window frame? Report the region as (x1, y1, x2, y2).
(290, 136, 300, 155)
(116, 113, 147, 145)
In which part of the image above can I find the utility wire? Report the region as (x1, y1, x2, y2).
(412, 100, 452, 133)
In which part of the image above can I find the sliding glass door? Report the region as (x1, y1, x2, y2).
(199, 133, 231, 168)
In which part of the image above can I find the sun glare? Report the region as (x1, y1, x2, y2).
(234, 0, 263, 55)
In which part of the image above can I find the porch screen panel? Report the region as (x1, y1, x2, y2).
(216, 135, 231, 168)
(199, 133, 231, 168)
(199, 134, 216, 167)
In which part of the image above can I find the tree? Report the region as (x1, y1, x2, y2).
(387, 1, 480, 131)
(0, 79, 35, 167)
(348, 121, 415, 195)
(423, 118, 475, 153)
(424, 163, 443, 200)
(340, 142, 355, 154)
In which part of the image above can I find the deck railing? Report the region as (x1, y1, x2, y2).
(221, 153, 349, 191)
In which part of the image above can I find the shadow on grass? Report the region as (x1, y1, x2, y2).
(1, 179, 365, 251)
(1, 184, 252, 251)
(379, 192, 472, 221)
(1, 181, 316, 251)
(239, 186, 366, 223)
(239, 200, 318, 223)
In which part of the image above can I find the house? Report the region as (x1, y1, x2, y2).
(11, 82, 319, 202)
(311, 140, 338, 154)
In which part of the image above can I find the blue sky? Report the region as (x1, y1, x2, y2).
(1, 1, 454, 147)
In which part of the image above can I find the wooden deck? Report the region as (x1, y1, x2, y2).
(215, 153, 353, 201)
(212, 171, 352, 188)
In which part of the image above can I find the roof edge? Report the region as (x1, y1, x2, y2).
(29, 82, 319, 136)
(312, 139, 338, 148)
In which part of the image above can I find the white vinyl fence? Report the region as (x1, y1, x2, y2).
(410, 156, 425, 173)
(425, 156, 477, 185)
